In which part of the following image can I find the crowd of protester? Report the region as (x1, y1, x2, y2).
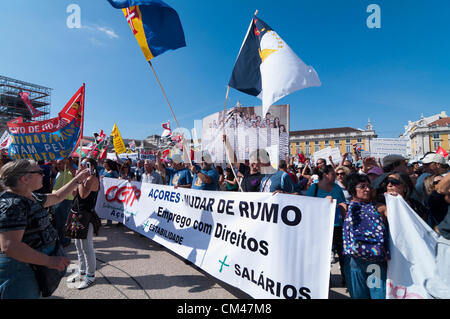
(0, 141, 449, 298)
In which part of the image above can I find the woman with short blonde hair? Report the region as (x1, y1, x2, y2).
(0, 159, 89, 299)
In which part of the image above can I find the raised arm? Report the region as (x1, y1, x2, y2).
(44, 168, 90, 208)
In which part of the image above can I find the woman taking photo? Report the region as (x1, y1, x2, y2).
(0, 159, 89, 299)
(65, 157, 101, 290)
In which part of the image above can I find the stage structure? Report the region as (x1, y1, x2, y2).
(0, 75, 51, 131)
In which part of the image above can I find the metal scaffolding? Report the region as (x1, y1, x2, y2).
(0, 75, 52, 132)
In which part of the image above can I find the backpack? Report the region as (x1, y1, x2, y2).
(343, 201, 389, 262)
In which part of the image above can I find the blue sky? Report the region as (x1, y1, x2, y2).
(1, 0, 449, 140)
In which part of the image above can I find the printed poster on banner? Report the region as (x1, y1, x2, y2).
(7, 85, 85, 161)
(201, 104, 289, 164)
(95, 178, 335, 299)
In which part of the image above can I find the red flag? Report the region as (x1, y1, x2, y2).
(99, 145, 108, 160)
(19, 92, 46, 118)
(162, 121, 171, 137)
(297, 151, 306, 163)
(436, 146, 448, 158)
(162, 149, 170, 159)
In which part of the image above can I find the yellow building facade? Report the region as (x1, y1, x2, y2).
(410, 117, 450, 157)
(290, 122, 377, 158)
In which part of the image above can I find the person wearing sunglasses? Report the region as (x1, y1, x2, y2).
(0, 159, 89, 299)
(335, 166, 351, 201)
(425, 174, 448, 231)
(384, 173, 427, 221)
(341, 173, 389, 299)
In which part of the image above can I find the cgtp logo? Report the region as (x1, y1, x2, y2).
(105, 185, 141, 207)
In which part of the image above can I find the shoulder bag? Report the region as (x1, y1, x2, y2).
(30, 240, 68, 297)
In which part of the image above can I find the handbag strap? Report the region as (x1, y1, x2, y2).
(313, 183, 319, 197)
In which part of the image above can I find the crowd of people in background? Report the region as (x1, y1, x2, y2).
(0, 141, 449, 298)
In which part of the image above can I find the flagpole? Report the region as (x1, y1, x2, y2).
(148, 61, 191, 162)
(221, 86, 243, 192)
(148, 61, 181, 130)
(220, 10, 259, 192)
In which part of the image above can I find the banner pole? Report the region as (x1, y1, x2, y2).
(78, 83, 86, 168)
(78, 140, 83, 168)
(220, 10, 258, 192)
(222, 86, 243, 192)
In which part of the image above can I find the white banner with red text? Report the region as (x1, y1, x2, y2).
(95, 177, 335, 299)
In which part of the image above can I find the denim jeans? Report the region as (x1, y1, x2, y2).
(0, 243, 54, 299)
(343, 255, 387, 299)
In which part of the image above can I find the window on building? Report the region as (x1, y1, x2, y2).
(346, 145, 351, 153)
(325, 140, 329, 144)
(433, 141, 441, 151)
(315, 141, 319, 144)
(346, 139, 351, 143)
(357, 138, 362, 143)
(305, 141, 309, 145)
(433, 134, 440, 139)
(335, 140, 340, 144)
(315, 145, 320, 152)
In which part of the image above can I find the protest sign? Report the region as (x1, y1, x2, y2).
(369, 138, 408, 158)
(201, 105, 289, 163)
(107, 152, 139, 161)
(386, 195, 450, 299)
(311, 147, 341, 165)
(95, 177, 335, 299)
(7, 85, 84, 161)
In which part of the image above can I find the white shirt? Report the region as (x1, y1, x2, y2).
(141, 170, 163, 185)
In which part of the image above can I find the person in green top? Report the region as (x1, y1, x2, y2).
(52, 158, 76, 247)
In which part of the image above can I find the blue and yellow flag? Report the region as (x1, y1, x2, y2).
(107, 0, 186, 61)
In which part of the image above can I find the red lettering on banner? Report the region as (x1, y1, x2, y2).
(105, 185, 141, 207)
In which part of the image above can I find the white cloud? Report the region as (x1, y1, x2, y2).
(97, 26, 119, 39)
(81, 24, 119, 40)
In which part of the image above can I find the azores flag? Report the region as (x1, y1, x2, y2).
(229, 15, 321, 116)
(107, 0, 186, 61)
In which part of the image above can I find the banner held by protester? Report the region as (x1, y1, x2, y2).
(386, 194, 450, 299)
(95, 177, 335, 299)
(7, 84, 85, 161)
